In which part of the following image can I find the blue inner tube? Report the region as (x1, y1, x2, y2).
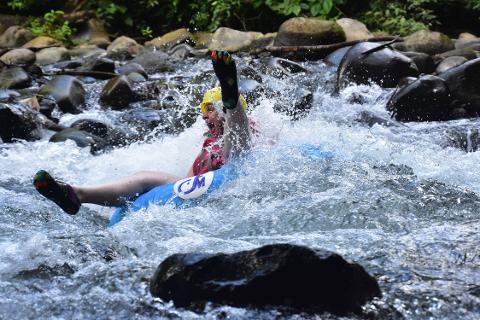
(108, 144, 334, 226)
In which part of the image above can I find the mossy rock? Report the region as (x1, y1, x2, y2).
(274, 17, 345, 46)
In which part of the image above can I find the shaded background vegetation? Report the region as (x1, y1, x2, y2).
(1, 0, 480, 41)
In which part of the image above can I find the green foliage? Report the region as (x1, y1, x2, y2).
(261, 0, 336, 17)
(7, 0, 37, 10)
(141, 26, 153, 39)
(28, 10, 75, 42)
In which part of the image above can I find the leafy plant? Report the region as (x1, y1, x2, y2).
(28, 10, 75, 42)
(141, 26, 153, 39)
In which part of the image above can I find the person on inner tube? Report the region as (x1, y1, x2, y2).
(32, 50, 253, 215)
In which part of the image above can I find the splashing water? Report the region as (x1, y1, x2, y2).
(0, 58, 479, 319)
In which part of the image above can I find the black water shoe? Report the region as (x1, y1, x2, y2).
(33, 170, 81, 215)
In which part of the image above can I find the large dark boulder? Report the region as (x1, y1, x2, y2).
(0, 67, 31, 89)
(0, 103, 42, 142)
(38, 75, 85, 114)
(100, 75, 136, 109)
(386, 75, 452, 122)
(324, 46, 351, 68)
(336, 42, 419, 90)
(150, 243, 381, 315)
(49, 128, 99, 148)
(437, 57, 480, 116)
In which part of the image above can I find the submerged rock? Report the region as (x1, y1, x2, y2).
(387, 75, 452, 122)
(39, 75, 85, 114)
(336, 42, 419, 90)
(150, 243, 381, 315)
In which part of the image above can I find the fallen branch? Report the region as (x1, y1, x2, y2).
(361, 37, 401, 56)
(46, 69, 118, 79)
(251, 36, 403, 60)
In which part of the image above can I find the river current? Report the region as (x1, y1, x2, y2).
(0, 57, 479, 319)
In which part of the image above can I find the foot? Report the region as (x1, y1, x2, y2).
(210, 50, 239, 110)
(33, 170, 81, 215)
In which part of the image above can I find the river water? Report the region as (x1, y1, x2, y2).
(0, 57, 479, 319)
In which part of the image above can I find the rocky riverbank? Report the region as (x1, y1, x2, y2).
(2, 15, 480, 316)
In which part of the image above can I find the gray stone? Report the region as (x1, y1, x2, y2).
(0, 26, 34, 48)
(209, 28, 262, 52)
(22, 36, 62, 49)
(145, 28, 193, 50)
(106, 36, 142, 60)
(38, 75, 85, 114)
(75, 56, 115, 78)
(403, 30, 454, 55)
(0, 67, 31, 89)
(436, 48, 478, 60)
(336, 18, 373, 42)
(436, 56, 468, 73)
(274, 17, 345, 46)
(117, 62, 147, 79)
(0, 48, 35, 65)
(35, 47, 70, 65)
(130, 50, 174, 74)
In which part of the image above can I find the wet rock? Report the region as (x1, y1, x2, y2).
(22, 36, 62, 49)
(145, 28, 193, 50)
(106, 36, 142, 60)
(270, 57, 307, 74)
(121, 107, 183, 135)
(0, 103, 42, 142)
(35, 47, 70, 65)
(0, 26, 34, 48)
(336, 18, 373, 42)
(0, 48, 35, 65)
(274, 17, 345, 46)
(168, 43, 197, 59)
(398, 76, 418, 87)
(49, 127, 99, 148)
(438, 57, 480, 115)
(100, 75, 135, 109)
(250, 33, 276, 50)
(0, 67, 31, 89)
(71, 18, 110, 48)
(209, 27, 262, 52)
(150, 243, 381, 315)
(337, 42, 419, 89)
(403, 30, 454, 55)
(356, 110, 401, 127)
(116, 62, 146, 80)
(446, 127, 480, 152)
(16, 263, 76, 279)
(436, 56, 467, 73)
(37, 95, 57, 118)
(53, 59, 83, 70)
(324, 46, 351, 68)
(401, 51, 435, 74)
(39, 75, 85, 114)
(274, 87, 313, 120)
(70, 119, 111, 138)
(0, 89, 20, 102)
(75, 56, 115, 77)
(387, 75, 452, 122)
(239, 66, 263, 83)
(192, 32, 213, 49)
(130, 50, 174, 74)
(126, 72, 147, 83)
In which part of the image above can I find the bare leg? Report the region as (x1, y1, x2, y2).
(73, 171, 180, 206)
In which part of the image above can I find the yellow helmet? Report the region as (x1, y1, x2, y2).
(199, 87, 247, 113)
